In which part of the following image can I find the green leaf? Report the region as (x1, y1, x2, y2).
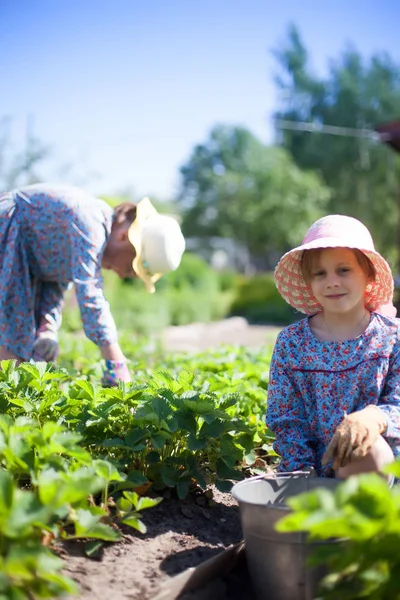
(125, 427, 148, 448)
(74, 509, 120, 541)
(122, 490, 139, 507)
(180, 390, 200, 401)
(235, 433, 255, 452)
(117, 497, 133, 513)
(100, 437, 126, 448)
(37, 469, 62, 505)
(199, 419, 225, 438)
(85, 540, 104, 558)
(244, 450, 257, 464)
(175, 411, 197, 435)
(177, 478, 191, 500)
(168, 415, 179, 433)
(126, 470, 148, 486)
(136, 496, 163, 510)
(215, 480, 233, 493)
(151, 433, 167, 449)
(19, 362, 45, 379)
(6, 490, 51, 538)
(160, 464, 179, 487)
(183, 398, 216, 414)
(146, 450, 161, 465)
(216, 458, 242, 480)
(219, 394, 240, 410)
(0, 470, 14, 512)
(188, 435, 206, 451)
(72, 380, 96, 400)
(151, 396, 174, 421)
(122, 515, 147, 534)
(6, 397, 26, 408)
(93, 460, 125, 482)
(191, 466, 207, 490)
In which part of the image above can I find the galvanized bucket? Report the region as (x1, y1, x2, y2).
(232, 472, 340, 600)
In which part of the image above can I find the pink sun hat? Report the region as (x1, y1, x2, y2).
(274, 215, 394, 315)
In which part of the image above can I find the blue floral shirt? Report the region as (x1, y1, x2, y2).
(266, 312, 400, 477)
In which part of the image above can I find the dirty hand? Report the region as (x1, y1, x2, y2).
(102, 360, 131, 387)
(322, 405, 387, 470)
(32, 326, 60, 362)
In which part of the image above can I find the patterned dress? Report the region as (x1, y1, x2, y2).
(266, 312, 400, 477)
(0, 183, 118, 360)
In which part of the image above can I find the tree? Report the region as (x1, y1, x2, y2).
(178, 124, 330, 266)
(0, 115, 49, 191)
(273, 24, 400, 261)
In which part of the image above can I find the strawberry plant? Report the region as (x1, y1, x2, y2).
(0, 469, 77, 599)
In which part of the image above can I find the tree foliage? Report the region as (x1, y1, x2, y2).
(274, 24, 400, 262)
(178, 124, 330, 264)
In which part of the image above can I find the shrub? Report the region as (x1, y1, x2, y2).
(62, 253, 231, 337)
(160, 252, 220, 294)
(229, 273, 301, 325)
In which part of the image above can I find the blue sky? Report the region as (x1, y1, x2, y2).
(1, 0, 399, 200)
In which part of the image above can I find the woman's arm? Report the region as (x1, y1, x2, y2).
(70, 214, 130, 384)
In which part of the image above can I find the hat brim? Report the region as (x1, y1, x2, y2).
(128, 198, 163, 293)
(274, 237, 394, 314)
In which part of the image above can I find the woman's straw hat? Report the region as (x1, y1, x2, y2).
(128, 198, 185, 293)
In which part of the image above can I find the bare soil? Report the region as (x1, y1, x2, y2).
(62, 488, 256, 600)
(62, 320, 275, 599)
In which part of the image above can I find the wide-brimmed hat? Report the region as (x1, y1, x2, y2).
(274, 215, 394, 315)
(128, 198, 185, 293)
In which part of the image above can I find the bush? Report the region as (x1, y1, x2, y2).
(62, 253, 232, 337)
(160, 252, 220, 294)
(229, 273, 301, 325)
(216, 269, 240, 292)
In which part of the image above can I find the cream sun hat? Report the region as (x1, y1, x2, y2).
(128, 197, 186, 293)
(274, 215, 394, 315)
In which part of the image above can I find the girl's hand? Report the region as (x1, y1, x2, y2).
(102, 360, 131, 387)
(322, 405, 387, 470)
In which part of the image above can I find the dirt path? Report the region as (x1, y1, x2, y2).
(162, 317, 280, 353)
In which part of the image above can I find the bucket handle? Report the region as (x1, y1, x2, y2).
(249, 470, 315, 481)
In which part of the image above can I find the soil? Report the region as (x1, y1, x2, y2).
(62, 488, 256, 600)
(62, 319, 275, 600)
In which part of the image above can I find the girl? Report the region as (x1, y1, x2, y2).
(0, 183, 185, 385)
(267, 214, 400, 479)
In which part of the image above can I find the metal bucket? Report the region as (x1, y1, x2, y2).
(232, 473, 340, 600)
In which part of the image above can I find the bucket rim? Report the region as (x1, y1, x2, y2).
(231, 472, 331, 507)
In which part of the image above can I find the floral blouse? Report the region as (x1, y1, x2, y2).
(266, 312, 400, 476)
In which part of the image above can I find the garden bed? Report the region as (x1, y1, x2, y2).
(57, 321, 276, 599)
(62, 487, 255, 600)
(0, 323, 277, 599)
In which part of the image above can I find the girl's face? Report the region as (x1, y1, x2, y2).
(308, 247, 371, 315)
